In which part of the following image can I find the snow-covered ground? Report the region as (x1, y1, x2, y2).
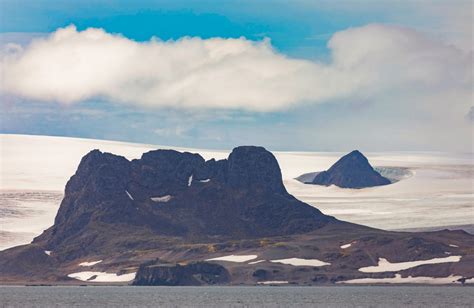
(67, 271, 136, 282)
(270, 258, 330, 267)
(79, 260, 103, 267)
(358, 256, 461, 273)
(206, 255, 258, 263)
(338, 274, 465, 285)
(0, 190, 63, 249)
(150, 195, 172, 203)
(340, 243, 353, 249)
(257, 281, 289, 284)
(281, 152, 473, 232)
(1, 134, 473, 251)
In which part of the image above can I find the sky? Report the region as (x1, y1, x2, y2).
(0, 0, 472, 152)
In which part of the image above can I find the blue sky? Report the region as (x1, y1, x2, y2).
(1, 1, 472, 151)
(0, 1, 383, 58)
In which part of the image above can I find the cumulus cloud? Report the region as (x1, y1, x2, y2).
(0, 24, 472, 112)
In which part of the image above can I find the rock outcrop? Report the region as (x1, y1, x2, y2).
(310, 150, 391, 188)
(133, 261, 230, 286)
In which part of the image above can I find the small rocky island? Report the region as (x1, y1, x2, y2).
(0, 146, 472, 286)
(304, 150, 391, 189)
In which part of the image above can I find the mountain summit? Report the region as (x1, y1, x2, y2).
(311, 150, 391, 188)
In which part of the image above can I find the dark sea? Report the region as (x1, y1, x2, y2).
(0, 286, 473, 308)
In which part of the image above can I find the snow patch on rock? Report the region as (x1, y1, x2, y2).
(79, 260, 103, 267)
(270, 258, 330, 267)
(359, 256, 462, 273)
(206, 255, 258, 263)
(340, 243, 352, 249)
(68, 271, 136, 282)
(258, 281, 289, 285)
(339, 274, 462, 284)
(125, 190, 134, 201)
(151, 195, 172, 202)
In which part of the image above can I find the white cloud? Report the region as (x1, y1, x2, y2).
(329, 25, 471, 88)
(421, 1, 473, 52)
(0, 24, 471, 114)
(298, 0, 473, 52)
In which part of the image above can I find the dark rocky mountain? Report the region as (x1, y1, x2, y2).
(34, 146, 335, 257)
(1, 146, 473, 286)
(310, 150, 391, 188)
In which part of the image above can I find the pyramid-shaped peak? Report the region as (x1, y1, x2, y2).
(347, 150, 364, 157)
(311, 150, 390, 189)
(340, 150, 371, 162)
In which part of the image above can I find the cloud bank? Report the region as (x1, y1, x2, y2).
(1, 24, 472, 113)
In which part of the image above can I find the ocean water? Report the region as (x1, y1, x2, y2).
(0, 286, 473, 308)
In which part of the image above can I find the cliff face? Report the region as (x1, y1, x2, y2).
(311, 150, 391, 189)
(35, 146, 336, 253)
(133, 261, 230, 286)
